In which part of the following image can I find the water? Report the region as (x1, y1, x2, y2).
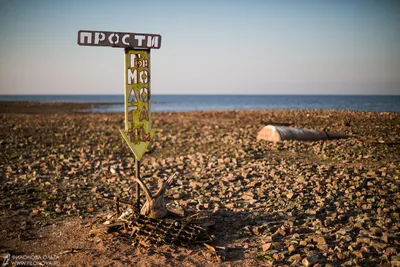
(0, 94, 399, 113)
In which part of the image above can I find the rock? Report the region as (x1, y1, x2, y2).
(371, 241, 386, 252)
(385, 247, 397, 255)
(381, 234, 389, 243)
(241, 192, 255, 200)
(227, 174, 238, 182)
(275, 227, 286, 236)
(306, 209, 317, 215)
(172, 193, 181, 199)
(80, 153, 88, 161)
(289, 254, 302, 262)
(210, 196, 221, 202)
(317, 243, 328, 251)
(262, 243, 272, 252)
(315, 236, 326, 244)
(225, 203, 235, 209)
(352, 251, 364, 258)
(179, 199, 189, 206)
(302, 252, 320, 266)
(273, 253, 284, 261)
(356, 237, 371, 245)
(189, 181, 202, 189)
(299, 240, 308, 246)
(391, 255, 400, 267)
(253, 225, 265, 235)
(336, 253, 345, 260)
(316, 236, 328, 251)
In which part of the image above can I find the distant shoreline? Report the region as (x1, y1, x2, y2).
(0, 101, 119, 114)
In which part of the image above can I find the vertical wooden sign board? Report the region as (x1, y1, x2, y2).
(77, 30, 161, 211)
(120, 49, 155, 161)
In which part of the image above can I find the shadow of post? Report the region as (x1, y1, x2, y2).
(206, 207, 356, 265)
(208, 209, 292, 262)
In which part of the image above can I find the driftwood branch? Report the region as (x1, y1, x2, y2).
(135, 173, 176, 219)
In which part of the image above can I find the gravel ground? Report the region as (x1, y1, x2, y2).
(0, 102, 399, 266)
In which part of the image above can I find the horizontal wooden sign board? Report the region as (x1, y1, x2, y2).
(78, 30, 161, 49)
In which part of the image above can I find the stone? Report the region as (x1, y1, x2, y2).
(289, 254, 301, 262)
(356, 237, 371, 245)
(316, 237, 327, 244)
(225, 203, 235, 209)
(299, 240, 308, 246)
(262, 243, 272, 252)
(391, 255, 400, 267)
(352, 251, 363, 258)
(302, 252, 320, 266)
(210, 196, 221, 202)
(286, 192, 294, 199)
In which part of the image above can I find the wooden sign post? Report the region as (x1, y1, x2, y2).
(78, 30, 161, 211)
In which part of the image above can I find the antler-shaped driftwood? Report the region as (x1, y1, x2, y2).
(135, 174, 176, 219)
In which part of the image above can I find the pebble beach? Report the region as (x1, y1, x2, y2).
(0, 101, 399, 266)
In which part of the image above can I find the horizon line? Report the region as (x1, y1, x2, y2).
(1, 93, 400, 96)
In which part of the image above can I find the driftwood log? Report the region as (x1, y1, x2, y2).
(257, 125, 348, 142)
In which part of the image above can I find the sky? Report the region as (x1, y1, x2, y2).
(0, 0, 399, 95)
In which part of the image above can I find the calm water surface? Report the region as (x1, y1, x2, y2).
(1, 95, 399, 113)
